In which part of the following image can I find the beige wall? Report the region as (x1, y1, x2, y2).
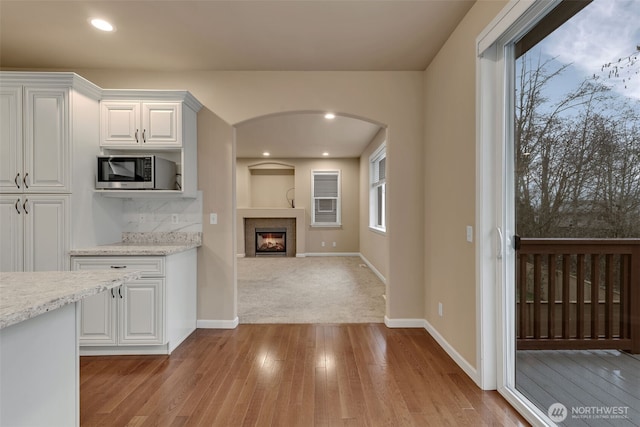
(359, 128, 389, 280)
(423, 0, 508, 367)
(197, 108, 236, 321)
(68, 70, 424, 321)
(8, 0, 513, 375)
(236, 157, 360, 254)
(250, 173, 293, 208)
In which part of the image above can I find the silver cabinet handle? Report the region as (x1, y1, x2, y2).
(135, 129, 139, 143)
(23, 172, 29, 189)
(14, 173, 20, 189)
(23, 199, 29, 214)
(15, 199, 21, 214)
(142, 129, 146, 143)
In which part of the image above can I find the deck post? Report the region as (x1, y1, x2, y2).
(631, 244, 640, 354)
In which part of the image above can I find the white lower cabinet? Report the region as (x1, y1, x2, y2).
(0, 194, 69, 272)
(120, 278, 163, 344)
(72, 250, 196, 355)
(77, 277, 164, 346)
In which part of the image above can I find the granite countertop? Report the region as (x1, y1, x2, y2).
(69, 231, 202, 256)
(69, 242, 200, 256)
(0, 270, 141, 330)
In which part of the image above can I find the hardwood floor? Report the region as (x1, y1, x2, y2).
(81, 324, 529, 426)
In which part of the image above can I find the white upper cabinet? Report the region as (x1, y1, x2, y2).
(100, 101, 140, 146)
(98, 90, 202, 198)
(0, 86, 22, 192)
(24, 88, 69, 192)
(143, 103, 181, 146)
(0, 84, 69, 193)
(101, 100, 182, 148)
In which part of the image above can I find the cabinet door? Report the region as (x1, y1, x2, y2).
(101, 101, 141, 146)
(0, 86, 23, 192)
(24, 87, 69, 192)
(141, 102, 181, 147)
(22, 195, 69, 272)
(0, 195, 24, 272)
(119, 278, 164, 345)
(78, 289, 118, 345)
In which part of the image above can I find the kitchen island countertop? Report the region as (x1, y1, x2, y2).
(0, 270, 141, 329)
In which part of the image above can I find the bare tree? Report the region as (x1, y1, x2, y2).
(515, 52, 640, 238)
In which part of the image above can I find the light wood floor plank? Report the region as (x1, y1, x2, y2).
(81, 324, 528, 426)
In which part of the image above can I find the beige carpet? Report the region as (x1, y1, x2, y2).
(237, 256, 386, 323)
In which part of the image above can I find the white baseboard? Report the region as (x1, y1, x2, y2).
(384, 316, 424, 328)
(358, 254, 387, 284)
(296, 253, 306, 257)
(80, 345, 170, 356)
(197, 317, 239, 329)
(423, 319, 479, 386)
(305, 252, 360, 257)
(236, 253, 245, 258)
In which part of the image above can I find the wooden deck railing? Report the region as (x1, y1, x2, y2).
(516, 239, 640, 353)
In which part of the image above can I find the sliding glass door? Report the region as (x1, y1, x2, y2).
(510, 1, 640, 425)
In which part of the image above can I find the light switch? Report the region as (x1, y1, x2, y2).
(466, 226, 473, 243)
(210, 213, 218, 225)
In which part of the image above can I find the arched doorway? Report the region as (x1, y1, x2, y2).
(233, 111, 389, 323)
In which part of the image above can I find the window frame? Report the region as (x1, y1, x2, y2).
(369, 143, 387, 233)
(477, 0, 567, 425)
(310, 170, 341, 227)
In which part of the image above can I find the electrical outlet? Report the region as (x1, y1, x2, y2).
(332, 242, 336, 247)
(139, 214, 145, 223)
(210, 213, 217, 225)
(321, 241, 325, 247)
(438, 302, 443, 317)
(171, 214, 179, 224)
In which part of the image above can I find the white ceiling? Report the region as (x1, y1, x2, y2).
(0, 0, 474, 72)
(0, 0, 474, 158)
(236, 113, 382, 158)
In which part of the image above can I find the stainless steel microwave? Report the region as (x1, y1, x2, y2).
(96, 155, 177, 190)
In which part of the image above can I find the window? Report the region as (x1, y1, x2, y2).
(311, 170, 341, 226)
(369, 144, 386, 232)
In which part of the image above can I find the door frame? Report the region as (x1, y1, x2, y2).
(476, 0, 563, 425)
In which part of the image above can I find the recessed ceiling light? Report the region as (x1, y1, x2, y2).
(324, 113, 336, 120)
(262, 152, 270, 157)
(322, 152, 330, 156)
(90, 18, 115, 32)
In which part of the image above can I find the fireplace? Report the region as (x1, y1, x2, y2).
(255, 228, 287, 256)
(243, 218, 296, 257)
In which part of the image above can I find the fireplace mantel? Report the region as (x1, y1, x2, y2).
(237, 208, 306, 257)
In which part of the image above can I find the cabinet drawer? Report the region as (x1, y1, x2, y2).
(72, 256, 165, 277)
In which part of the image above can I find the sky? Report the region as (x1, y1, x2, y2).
(541, 0, 640, 101)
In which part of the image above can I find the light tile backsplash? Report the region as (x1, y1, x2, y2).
(123, 191, 202, 232)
